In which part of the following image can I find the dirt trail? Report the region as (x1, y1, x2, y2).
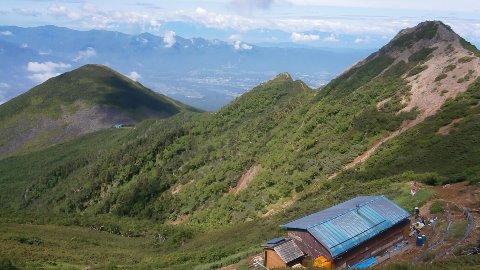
(437, 118, 464, 135)
(171, 179, 194, 195)
(344, 132, 398, 170)
(344, 120, 416, 169)
(229, 165, 261, 195)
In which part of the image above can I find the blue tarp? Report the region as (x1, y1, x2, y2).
(349, 257, 377, 269)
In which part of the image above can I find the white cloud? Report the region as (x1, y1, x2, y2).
(233, 40, 253, 50)
(48, 5, 68, 16)
(242, 43, 253, 50)
(195, 7, 207, 16)
(13, 8, 41, 17)
(149, 19, 161, 32)
(230, 35, 252, 50)
(39, 50, 52, 55)
(163, 31, 176, 48)
(0, 83, 10, 89)
(187, 7, 258, 31)
(20, 43, 28, 48)
(229, 34, 242, 41)
(48, 5, 82, 20)
(354, 36, 371, 43)
(0, 31, 12, 36)
(324, 33, 339, 42)
(229, 0, 276, 13)
(127, 71, 141, 81)
(73, 47, 96, 62)
(81, 3, 97, 13)
(291, 32, 320, 42)
(27, 61, 71, 84)
(284, 0, 480, 13)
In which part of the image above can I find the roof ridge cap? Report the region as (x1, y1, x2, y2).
(306, 196, 385, 229)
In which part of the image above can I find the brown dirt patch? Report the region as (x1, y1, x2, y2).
(261, 196, 296, 218)
(166, 214, 189, 225)
(171, 179, 194, 195)
(436, 118, 464, 135)
(229, 164, 261, 195)
(380, 182, 480, 266)
(433, 182, 480, 209)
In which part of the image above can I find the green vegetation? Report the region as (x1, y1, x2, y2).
(445, 44, 454, 53)
(430, 200, 445, 213)
(435, 73, 448, 82)
(447, 221, 468, 241)
(407, 65, 428, 77)
(408, 47, 437, 62)
(389, 21, 439, 49)
(459, 37, 480, 57)
(0, 258, 18, 270)
(380, 256, 480, 270)
(458, 56, 474, 63)
(457, 70, 476, 84)
(443, 64, 456, 73)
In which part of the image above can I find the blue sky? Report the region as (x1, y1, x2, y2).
(1, 0, 480, 48)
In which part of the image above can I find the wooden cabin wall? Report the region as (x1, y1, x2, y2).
(287, 229, 331, 260)
(264, 249, 287, 269)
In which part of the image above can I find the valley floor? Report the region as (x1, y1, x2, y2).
(0, 223, 154, 269)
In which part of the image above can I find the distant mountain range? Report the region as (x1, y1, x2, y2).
(0, 25, 371, 110)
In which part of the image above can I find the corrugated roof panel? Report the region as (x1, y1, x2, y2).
(281, 196, 410, 258)
(273, 239, 304, 263)
(280, 196, 382, 229)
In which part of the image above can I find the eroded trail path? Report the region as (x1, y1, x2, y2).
(381, 182, 480, 267)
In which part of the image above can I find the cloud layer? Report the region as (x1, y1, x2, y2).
(73, 47, 96, 62)
(163, 31, 176, 48)
(291, 32, 320, 42)
(27, 61, 71, 84)
(233, 40, 253, 50)
(127, 71, 141, 81)
(3, 1, 480, 46)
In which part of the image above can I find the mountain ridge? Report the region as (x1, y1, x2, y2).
(0, 64, 199, 157)
(319, 21, 480, 172)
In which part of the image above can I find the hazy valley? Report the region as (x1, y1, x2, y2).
(0, 25, 370, 111)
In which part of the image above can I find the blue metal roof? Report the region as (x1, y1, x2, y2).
(266, 238, 285, 245)
(280, 196, 410, 258)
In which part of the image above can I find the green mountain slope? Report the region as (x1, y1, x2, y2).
(0, 64, 198, 157)
(2, 20, 480, 224)
(1, 21, 480, 269)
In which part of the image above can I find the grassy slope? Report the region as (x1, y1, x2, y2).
(0, 64, 194, 122)
(0, 128, 132, 212)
